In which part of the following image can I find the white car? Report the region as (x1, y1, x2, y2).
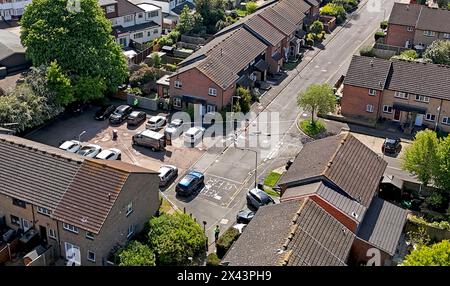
(95, 148, 122, 160)
(77, 144, 102, 158)
(164, 118, 184, 137)
(146, 115, 167, 130)
(59, 140, 82, 153)
(184, 127, 205, 144)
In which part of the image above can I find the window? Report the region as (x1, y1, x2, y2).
(48, 229, 57, 240)
(37, 206, 51, 216)
(208, 88, 217, 96)
(63, 223, 79, 234)
(150, 11, 159, 17)
(87, 251, 96, 262)
(12, 198, 26, 208)
(173, 98, 182, 108)
(110, 18, 118, 26)
(423, 30, 436, 37)
(425, 113, 436, 122)
(174, 80, 182, 89)
(127, 225, 135, 238)
(406, 26, 413, 32)
(366, 104, 374, 113)
(134, 32, 143, 39)
(86, 232, 94, 240)
(444, 33, 450, 39)
(383, 105, 393, 113)
(394, 91, 408, 99)
(368, 89, 376, 96)
(138, 13, 143, 19)
(153, 29, 159, 34)
(415, 94, 430, 103)
(207, 105, 216, 114)
(126, 202, 133, 216)
(442, 117, 450, 125)
(147, 31, 151, 37)
(124, 15, 134, 23)
(10, 215, 20, 226)
(106, 5, 115, 13)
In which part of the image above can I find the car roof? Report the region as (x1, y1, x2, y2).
(83, 144, 101, 149)
(117, 105, 129, 110)
(385, 138, 398, 144)
(249, 188, 269, 199)
(179, 174, 195, 185)
(129, 111, 143, 117)
(96, 149, 115, 159)
(171, 118, 183, 124)
(186, 127, 202, 134)
(150, 115, 165, 120)
(59, 140, 79, 149)
(188, 171, 203, 178)
(158, 165, 174, 176)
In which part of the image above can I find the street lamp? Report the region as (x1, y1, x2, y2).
(78, 130, 86, 142)
(231, 96, 241, 131)
(202, 221, 207, 251)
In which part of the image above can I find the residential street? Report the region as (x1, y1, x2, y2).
(163, 0, 398, 249)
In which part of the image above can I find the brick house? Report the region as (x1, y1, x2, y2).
(165, 0, 315, 113)
(384, 3, 450, 49)
(225, 133, 408, 266)
(0, 0, 31, 21)
(341, 55, 450, 133)
(0, 135, 159, 266)
(99, 0, 163, 46)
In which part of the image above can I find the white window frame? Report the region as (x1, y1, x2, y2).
(87, 250, 96, 262)
(394, 91, 408, 99)
(174, 80, 182, 89)
(86, 231, 94, 240)
(127, 225, 135, 238)
(106, 5, 115, 13)
(207, 104, 216, 114)
(383, 105, 393, 113)
(63, 223, 79, 234)
(406, 26, 413, 32)
(423, 30, 436, 37)
(208, 88, 217, 96)
(134, 32, 143, 39)
(444, 33, 450, 39)
(124, 15, 134, 23)
(415, 94, 430, 103)
(368, 89, 376, 96)
(48, 228, 57, 240)
(425, 113, 436, 122)
(366, 104, 374, 113)
(37, 206, 51, 216)
(173, 97, 182, 108)
(442, 117, 449, 125)
(126, 202, 133, 217)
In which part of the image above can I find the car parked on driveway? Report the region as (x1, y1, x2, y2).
(77, 144, 102, 158)
(95, 148, 121, 160)
(236, 209, 255, 224)
(158, 165, 178, 187)
(109, 105, 132, 125)
(382, 137, 401, 154)
(184, 126, 205, 146)
(246, 188, 275, 210)
(146, 115, 167, 130)
(176, 171, 204, 197)
(59, 140, 82, 153)
(127, 111, 146, 126)
(94, 104, 116, 120)
(164, 118, 184, 138)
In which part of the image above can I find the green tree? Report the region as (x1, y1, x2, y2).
(194, 0, 226, 33)
(246, 1, 258, 15)
(20, 0, 128, 99)
(72, 76, 107, 103)
(118, 241, 156, 266)
(309, 20, 324, 34)
(403, 240, 450, 266)
(320, 3, 347, 24)
(391, 49, 419, 61)
(46, 61, 74, 106)
(177, 5, 194, 34)
(401, 130, 439, 187)
(435, 135, 450, 190)
(236, 87, 252, 114)
(423, 40, 450, 65)
(148, 213, 207, 265)
(149, 53, 162, 68)
(297, 83, 336, 124)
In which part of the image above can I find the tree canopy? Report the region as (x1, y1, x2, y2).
(118, 241, 156, 266)
(297, 84, 336, 123)
(194, 0, 226, 34)
(20, 0, 128, 102)
(423, 40, 450, 66)
(435, 135, 450, 190)
(402, 240, 450, 266)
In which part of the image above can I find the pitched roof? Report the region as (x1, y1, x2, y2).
(387, 3, 422, 27)
(279, 133, 387, 208)
(112, 20, 160, 36)
(116, 0, 144, 17)
(224, 199, 355, 266)
(386, 58, 450, 101)
(259, 7, 297, 36)
(343, 55, 392, 91)
(272, 0, 308, 25)
(357, 197, 407, 255)
(388, 3, 450, 33)
(0, 29, 26, 62)
(244, 15, 286, 46)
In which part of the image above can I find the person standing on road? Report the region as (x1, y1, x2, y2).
(214, 225, 220, 243)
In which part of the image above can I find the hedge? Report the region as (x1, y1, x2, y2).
(216, 227, 240, 258)
(206, 253, 221, 266)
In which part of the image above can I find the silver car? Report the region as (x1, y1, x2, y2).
(95, 148, 122, 160)
(77, 144, 102, 158)
(158, 165, 178, 187)
(59, 140, 82, 153)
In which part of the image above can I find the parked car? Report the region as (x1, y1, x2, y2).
(109, 105, 132, 125)
(132, 129, 166, 151)
(146, 115, 167, 130)
(236, 209, 255, 224)
(94, 104, 116, 120)
(77, 144, 102, 158)
(176, 171, 204, 197)
(246, 188, 275, 210)
(95, 148, 121, 160)
(164, 118, 184, 138)
(232, 223, 247, 234)
(184, 126, 205, 145)
(59, 140, 82, 153)
(127, 111, 146, 126)
(382, 137, 401, 154)
(158, 165, 178, 187)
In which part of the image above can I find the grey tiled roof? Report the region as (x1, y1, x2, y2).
(259, 8, 297, 36)
(388, 3, 450, 33)
(0, 29, 26, 62)
(272, 0, 308, 25)
(357, 197, 407, 255)
(116, 0, 144, 17)
(343, 55, 392, 91)
(112, 20, 159, 35)
(244, 15, 286, 46)
(388, 3, 421, 27)
(224, 199, 355, 266)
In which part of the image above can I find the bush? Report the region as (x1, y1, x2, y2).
(129, 65, 160, 87)
(206, 253, 221, 266)
(300, 120, 326, 137)
(374, 30, 386, 41)
(321, 3, 347, 24)
(165, 63, 177, 72)
(216, 227, 240, 258)
(359, 46, 375, 57)
(117, 241, 156, 266)
(309, 20, 324, 34)
(425, 192, 448, 212)
(332, 0, 358, 12)
(236, 87, 252, 114)
(380, 20, 388, 30)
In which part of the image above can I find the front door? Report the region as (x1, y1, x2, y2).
(415, 114, 423, 126)
(21, 218, 31, 232)
(39, 225, 48, 244)
(65, 242, 81, 266)
(393, 109, 401, 121)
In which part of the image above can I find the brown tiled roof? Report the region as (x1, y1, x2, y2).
(279, 133, 387, 208)
(116, 0, 144, 17)
(343, 55, 392, 91)
(388, 3, 421, 27)
(244, 15, 286, 46)
(272, 0, 308, 25)
(259, 8, 297, 36)
(224, 198, 355, 266)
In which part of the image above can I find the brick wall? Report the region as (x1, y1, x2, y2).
(341, 85, 381, 121)
(349, 237, 391, 266)
(385, 24, 415, 47)
(309, 195, 358, 232)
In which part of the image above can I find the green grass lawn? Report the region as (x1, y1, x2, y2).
(299, 119, 326, 137)
(264, 187, 280, 197)
(264, 171, 282, 188)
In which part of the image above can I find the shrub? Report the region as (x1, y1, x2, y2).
(359, 46, 375, 57)
(129, 65, 160, 87)
(206, 253, 221, 266)
(117, 241, 156, 266)
(321, 3, 347, 24)
(374, 30, 386, 41)
(165, 64, 177, 72)
(309, 20, 324, 34)
(380, 20, 388, 30)
(332, 0, 358, 12)
(246, 1, 258, 15)
(148, 53, 162, 68)
(216, 227, 240, 258)
(425, 192, 448, 212)
(236, 87, 252, 114)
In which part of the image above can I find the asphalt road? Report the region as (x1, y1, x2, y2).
(163, 0, 397, 248)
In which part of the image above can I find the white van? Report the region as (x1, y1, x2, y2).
(132, 130, 166, 151)
(184, 127, 205, 146)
